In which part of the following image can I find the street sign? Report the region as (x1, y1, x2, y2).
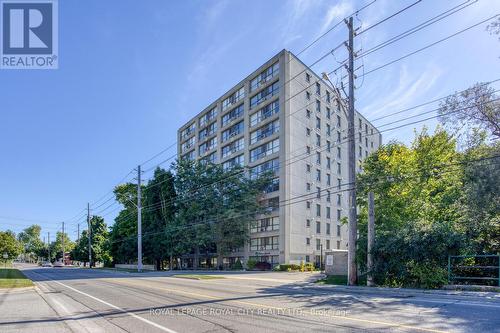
(2, 253, 8, 259)
(326, 255, 333, 266)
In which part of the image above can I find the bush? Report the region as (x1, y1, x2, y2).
(408, 261, 448, 289)
(232, 259, 243, 270)
(246, 259, 257, 270)
(276, 264, 301, 271)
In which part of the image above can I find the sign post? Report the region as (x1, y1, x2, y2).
(3, 253, 8, 269)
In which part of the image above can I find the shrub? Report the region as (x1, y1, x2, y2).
(232, 259, 243, 270)
(246, 259, 257, 270)
(408, 261, 448, 289)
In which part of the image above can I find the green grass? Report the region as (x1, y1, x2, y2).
(0, 269, 34, 288)
(316, 275, 348, 285)
(173, 274, 226, 280)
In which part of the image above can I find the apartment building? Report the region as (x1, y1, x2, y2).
(177, 49, 381, 267)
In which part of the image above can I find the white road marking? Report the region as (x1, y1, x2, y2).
(50, 280, 179, 333)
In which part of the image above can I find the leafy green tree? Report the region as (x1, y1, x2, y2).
(17, 225, 44, 262)
(143, 168, 177, 270)
(0, 231, 23, 260)
(51, 231, 75, 261)
(72, 216, 111, 267)
(356, 128, 464, 288)
(109, 183, 138, 264)
(174, 159, 271, 269)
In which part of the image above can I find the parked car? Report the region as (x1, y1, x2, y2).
(53, 261, 64, 267)
(42, 262, 53, 267)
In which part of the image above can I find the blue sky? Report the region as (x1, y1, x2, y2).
(1, 0, 499, 240)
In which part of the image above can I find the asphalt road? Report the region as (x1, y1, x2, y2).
(1, 265, 499, 333)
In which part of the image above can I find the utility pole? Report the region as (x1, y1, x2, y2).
(367, 191, 375, 287)
(62, 222, 65, 265)
(346, 16, 358, 285)
(47, 232, 50, 262)
(87, 203, 92, 268)
(137, 165, 143, 272)
(77, 223, 80, 242)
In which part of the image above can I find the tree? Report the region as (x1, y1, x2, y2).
(438, 83, 500, 147)
(174, 159, 271, 269)
(109, 183, 138, 265)
(0, 231, 23, 260)
(51, 231, 75, 261)
(17, 225, 44, 262)
(487, 17, 500, 41)
(72, 216, 111, 267)
(143, 168, 177, 270)
(356, 128, 465, 288)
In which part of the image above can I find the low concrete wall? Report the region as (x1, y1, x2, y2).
(115, 264, 156, 271)
(324, 250, 348, 276)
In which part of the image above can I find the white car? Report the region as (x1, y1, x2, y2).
(42, 262, 53, 267)
(53, 261, 64, 267)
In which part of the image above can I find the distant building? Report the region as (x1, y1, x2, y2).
(177, 49, 381, 268)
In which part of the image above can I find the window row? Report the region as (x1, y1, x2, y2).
(251, 216, 279, 233)
(250, 62, 279, 92)
(250, 236, 279, 251)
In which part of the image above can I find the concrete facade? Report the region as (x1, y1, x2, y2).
(177, 49, 381, 267)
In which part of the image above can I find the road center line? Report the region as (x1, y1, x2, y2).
(50, 279, 179, 333)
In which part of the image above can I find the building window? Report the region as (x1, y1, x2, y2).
(198, 136, 217, 155)
(326, 157, 331, 169)
(222, 86, 245, 112)
(316, 134, 321, 147)
(316, 169, 321, 182)
(327, 173, 331, 186)
(250, 62, 279, 92)
(199, 121, 218, 141)
(306, 146, 311, 155)
(316, 221, 321, 234)
(316, 186, 321, 199)
(181, 123, 196, 141)
(306, 72, 311, 83)
(365, 124, 369, 134)
(264, 178, 280, 193)
(337, 194, 342, 205)
(199, 107, 217, 127)
(250, 100, 280, 127)
(306, 127, 311, 136)
(306, 109, 311, 118)
(337, 162, 341, 174)
(316, 152, 321, 165)
(326, 207, 331, 219)
(249, 138, 279, 162)
(326, 91, 331, 103)
(316, 82, 321, 95)
(250, 236, 279, 250)
(337, 209, 342, 221)
(316, 100, 321, 113)
(359, 118, 362, 130)
(306, 201, 311, 209)
(326, 223, 331, 235)
(316, 239, 321, 251)
(221, 121, 244, 142)
(306, 183, 311, 191)
(250, 217, 280, 233)
(306, 164, 311, 172)
(337, 147, 341, 159)
(337, 241, 341, 249)
(338, 178, 342, 189)
(316, 204, 321, 217)
(327, 140, 331, 153)
(337, 225, 341, 237)
(316, 117, 321, 130)
(365, 137, 368, 147)
(326, 124, 331, 137)
(337, 115, 341, 128)
(326, 239, 331, 250)
(337, 131, 341, 143)
(250, 81, 279, 109)
(249, 158, 279, 179)
(221, 104, 244, 127)
(306, 91, 311, 100)
(250, 119, 279, 144)
(326, 107, 331, 119)
(222, 154, 244, 170)
(221, 137, 245, 159)
(359, 132, 362, 143)
(201, 151, 217, 165)
(326, 190, 331, 202)
(306, 219, 311, 227)
(306, 237, 310, 245)
(306, 255, 310, 262)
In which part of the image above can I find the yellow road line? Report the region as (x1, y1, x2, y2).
(109, 278, 449, 333)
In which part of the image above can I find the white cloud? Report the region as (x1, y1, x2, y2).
(318, 2, 353, 36)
